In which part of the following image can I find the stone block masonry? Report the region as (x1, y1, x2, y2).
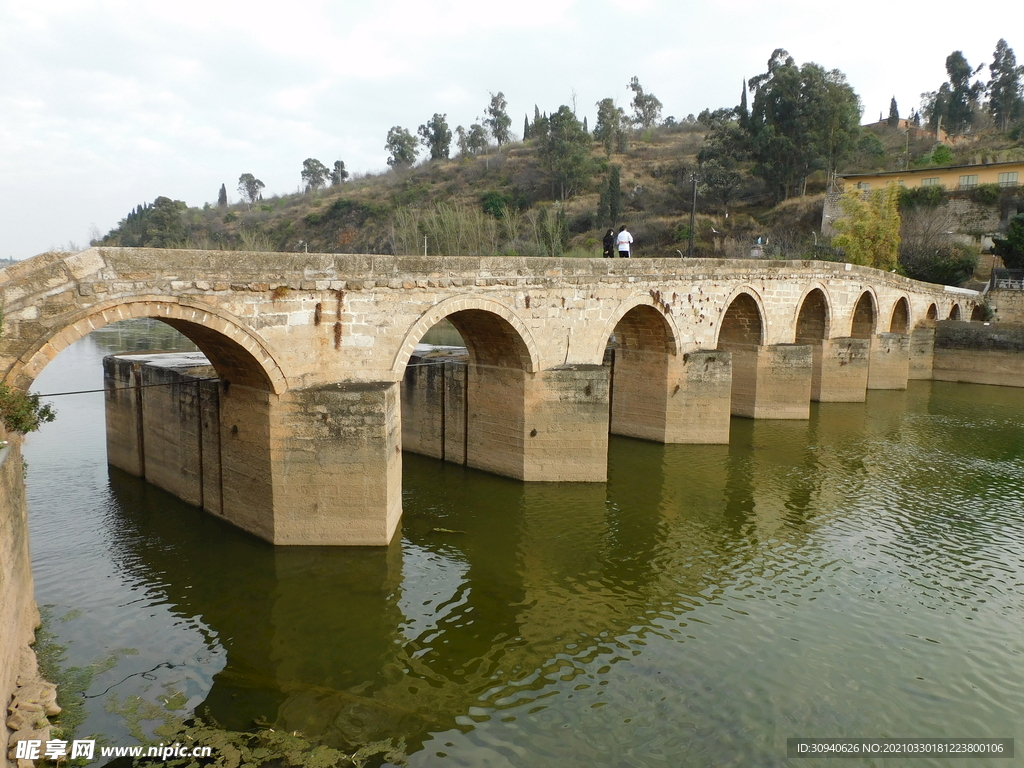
(933, 321, 1024, 387)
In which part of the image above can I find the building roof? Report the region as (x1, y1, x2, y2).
(839, 159, 1024, 180)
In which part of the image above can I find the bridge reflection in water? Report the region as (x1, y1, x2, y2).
(30, 344, 1019, 764)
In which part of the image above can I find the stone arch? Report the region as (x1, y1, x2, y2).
(970, 304, 985, 321)
(7, 297, 288, 393)
(926, 303, 938, 322)
(949, 304, 962, 321)
(604, 300, 681, 443)
(850, 291, 877, 339)
(717, 288, 765, 347)
(795, 287, 831, 343)
(889, 296, 911, 334)
(392, 296, 540, 377)
(595, 295, 682, 362)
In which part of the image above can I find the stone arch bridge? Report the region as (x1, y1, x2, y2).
(0, 248, 979, 546)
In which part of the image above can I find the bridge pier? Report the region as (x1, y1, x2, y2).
(610, 349, 731, 443)
(811, 338, 871, 402)
(908, 327, 936, 380)
(867, 333, 911, 390)
(720, 343, 813, 419)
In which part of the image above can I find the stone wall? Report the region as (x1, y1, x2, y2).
(0, 435, 53, 768)
(933, 321, 1024, 387)
(988, 289, 1024, 325)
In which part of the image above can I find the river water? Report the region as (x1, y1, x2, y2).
(23, 322, 1024, 767)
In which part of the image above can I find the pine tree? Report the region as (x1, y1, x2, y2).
(217, 184, 227, 208)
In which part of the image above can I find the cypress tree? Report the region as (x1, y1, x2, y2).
(887, 96, 899, 127)
(217, 183, 227, 207)
(524, 114, 531, 140)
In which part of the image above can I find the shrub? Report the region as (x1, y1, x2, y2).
(994, 214, 1024, 270)
(0, 384, 56, 434)
(972, 184, 1001, 206)
(899, 242, 978, 286)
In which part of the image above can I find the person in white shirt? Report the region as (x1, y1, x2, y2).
(616, 225, 633, 258)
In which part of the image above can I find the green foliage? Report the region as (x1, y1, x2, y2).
(833, 182, 901, 270)
(594, 98, 626, 157)
(455, 123, 487, 156)
(596, 166, 622, 227)
(887, 96, 899, 127)
(217, 184, 227, 208)
(931, 144, 953, 164)
(300, 159, 329, 192)
(539, 105, 594, 200)
(971, 183, 1001, 205)
(0, 384, 55, 434)
(898, 184, 945, 210)
(417, 113, 452, 160)
(481, 191, 514, 217)
(628, 76, 662, 129)
(745, 49, 861, 200)
(330, 160, 349, 186)
(485, 92, 512, 147)
(100, 197, 188, 247)
(385, 127, 418, 168)
(988, 39, 1024, 132)
(994, 214, 1024, 269)
(237, 174, 264, 205)
(922, 51, 985, 135)
(899, 242, 978, 285)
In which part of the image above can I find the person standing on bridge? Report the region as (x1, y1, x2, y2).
(616, 225, 633, 258)
(602, 229, 615, 258)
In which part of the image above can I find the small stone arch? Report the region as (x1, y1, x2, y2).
(594, 295, 682, 363)
(889, 296, 911, 334)
(970, 304, 985, 321)
(717, 288, 766, 347)
(850, 291, 877, 339)
(926, 303, 938, 322)
(7, 297, 289, 393)
(392, 296, 540, 376)
(948, 304, 962, 321)
(795, 287, 831, 343)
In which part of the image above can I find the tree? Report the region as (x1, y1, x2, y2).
(888, 96, 899, 127)
(523, 114, 531, 140)
(988, 39, 1024, 132)
(301, 158, 329, 191)
(833, 182, 901, 271)
(628, 76, 662, 129)
(331, 160, 349, 186)
(597, 165, 622, 227)
(699, 158, 743, 217)
(417, 113, 452, 161)
(745, 49, 860, 200)
(594, 98, 626, 157)
(385, 126, 418, 168)
(924, 51, 984, 134)
(993, 214, 1024, 270)
(485, 92, 512, 147)
(237, 173, 265, 206)
(217, 183, 227, 208)
(540, 105, 593, 200)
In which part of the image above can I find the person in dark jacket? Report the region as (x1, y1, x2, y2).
(602, 229, 615, 258)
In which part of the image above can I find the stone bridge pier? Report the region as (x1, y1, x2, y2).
(0, 248, 978, 548)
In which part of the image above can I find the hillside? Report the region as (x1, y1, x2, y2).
(97, 120, 1024, 262)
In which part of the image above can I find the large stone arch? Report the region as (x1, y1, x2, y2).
(716, 287, 766, 347)
(889, 296, 911, 333)
(794, 286, 832, 343)
(392, 296, 540, 377)
(850, 290, 878, 339)
(6, 297, 288, 394)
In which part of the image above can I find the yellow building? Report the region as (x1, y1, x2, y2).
(839, 160, 1023, 192)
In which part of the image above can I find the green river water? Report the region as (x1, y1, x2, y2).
(22, 321, 1024, 767)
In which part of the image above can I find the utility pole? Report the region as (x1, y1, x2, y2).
(688, 173, 698, 258)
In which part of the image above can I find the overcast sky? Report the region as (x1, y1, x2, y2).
(2, 0, 1022, 260)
